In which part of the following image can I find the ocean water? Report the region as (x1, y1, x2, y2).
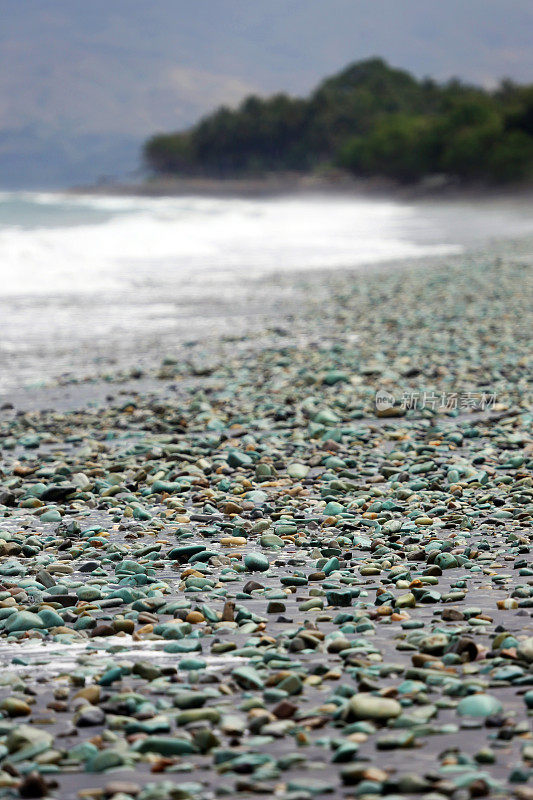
(1, 190, 532, 394)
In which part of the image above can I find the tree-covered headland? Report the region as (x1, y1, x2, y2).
(144, 58, 533, 184)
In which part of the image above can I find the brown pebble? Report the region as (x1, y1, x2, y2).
(18, 772, 48, 798)
(441, 608, 465, 621)
(242, 580, 264, 594)
(272, 699, 298, 719)
(46, 701, 68, 713)
(412, 653, 445, 668)
(223, 501, 242, 514)
(137, 612, 158, 624)
(221, 600, 235, 622)
(90, 624, 115, 637)
(112, 619, 135, 634)
(73, 686, 100, 705)
(469, 778, 490, 797)
(104, 782, 140, 797)
(186, 611, 205, 624)
(514, 788, 533, 800)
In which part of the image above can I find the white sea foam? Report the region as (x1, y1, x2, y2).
(0, 194, 461, 297)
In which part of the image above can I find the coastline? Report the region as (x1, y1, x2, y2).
(9, 188, 533, 402)
(71, 172, 533, 203)
(1, 235, 532, 411)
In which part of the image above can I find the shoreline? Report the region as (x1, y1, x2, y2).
(71, 172, 533, 203)
(11, 190, 533, 403)
(1, 235, 531, 410)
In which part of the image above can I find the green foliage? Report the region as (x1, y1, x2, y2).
(438, 98, 503, 179)
(338, 115, 440, 182)
(144, 133, 196, 174)
(306, 58, 435, 153)
(488, 131, 533, 182)
(193, 94, 310, 173)
(143, 58, 533, 184)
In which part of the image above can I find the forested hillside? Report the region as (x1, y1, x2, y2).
(144, 58, 533, 183)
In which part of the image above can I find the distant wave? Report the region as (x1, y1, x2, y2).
(0, 193, 460, 297)
(2, 189, 533, 393)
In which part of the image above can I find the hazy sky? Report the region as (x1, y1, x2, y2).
(1, 0, 532, 187)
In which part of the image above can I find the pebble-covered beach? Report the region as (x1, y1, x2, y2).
(0, 240, 531, 800)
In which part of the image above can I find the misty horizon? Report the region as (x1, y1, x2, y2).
(1, 0, 533, 188)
